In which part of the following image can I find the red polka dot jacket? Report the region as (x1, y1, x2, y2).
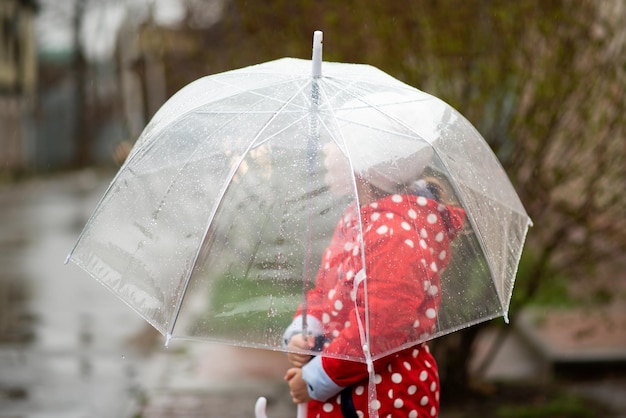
(284, 193, 465, 417)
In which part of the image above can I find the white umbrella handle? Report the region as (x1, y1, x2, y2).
(254, 397, 306, 418)
(255, 397, 268, 418)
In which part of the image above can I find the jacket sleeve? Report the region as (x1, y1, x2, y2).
(319, 220, 430, 389)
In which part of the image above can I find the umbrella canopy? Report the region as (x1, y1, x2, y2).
(67, 32, 531, 365)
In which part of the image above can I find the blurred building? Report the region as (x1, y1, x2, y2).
(0, 0, 38, 173)
(115, 0, 226, 144)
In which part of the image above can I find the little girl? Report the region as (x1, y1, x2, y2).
(283, 168, 465, 417)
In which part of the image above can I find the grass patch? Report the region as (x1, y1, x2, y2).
(194, 269, 302, 343)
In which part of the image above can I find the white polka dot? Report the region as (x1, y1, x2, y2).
(428, 285, 439, 296)
(394, 398, 404, 408)
(345, 321, 351, 328)
(417, 196, 428, 206)
(426, 308, 437, 319)
(435, 232, 444, 242)
(374, 374, 382, 384)
(355, 385, 365, 396)
(386, 212, 394, 219)
(408, 209, 417, 219)
(344, 242, 354, 251)
(420, 370, 428, 381)
(420, 228, 428, 238)
(370, 202, 378, 209)
(371, 212, 380, 221)
(371, 399, 381, 410)
(357, 411, 364, 418)
(323, 403, 334, 412)
(392, 194, 403, 202)
(439, 250, 447, 260)
(391, 373, 402, 384)
(412, 349, 420, 357)
(409, 411, 418, 418)
(401, 221, 411, 230)
(322, 313, 330, 324)
(353, 246, 359, 256)
(328, 289, 336, 299)
(423, 280, 431, 291)
(420, 239, 428, 249)
(346, 270, 354, 280)
(331, 310, 338, 317)
(420, 395, 429, 406)
(413, 319, 420, 328)
(403, 361, 411, 371)
(425, 360, 432, 368)
(388, 389, 393, 399)
(431, 406, 437, 416)
(405, 239, 415, 248)
(332, 329, 339, 337)
(430, 262, 438, 272)
(408, 385, 417, 395)
(376, 225, 389, 234)
(427, 213, 438, 224)
(430, 381, 437, 392)
(334, 300, 343, 310)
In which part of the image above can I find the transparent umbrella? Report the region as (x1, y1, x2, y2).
(67, 31, 531, 417)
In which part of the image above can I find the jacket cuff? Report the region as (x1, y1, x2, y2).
(302, 356, 344, 402)
(282, 315, 324, 347)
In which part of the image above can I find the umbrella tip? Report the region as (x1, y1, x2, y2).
(312, 30, 323, 78)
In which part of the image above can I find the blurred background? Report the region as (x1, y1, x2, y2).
(1, 0, 625, 417)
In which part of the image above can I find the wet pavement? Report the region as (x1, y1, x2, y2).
(0, 170, 148, 417)
(0, 170, 295, 418)
(1, 170, 625, 418)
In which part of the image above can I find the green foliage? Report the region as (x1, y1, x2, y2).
(525, 272, 575, 308)
(512, 250, 576, 309)
(496, 393, 598, 418)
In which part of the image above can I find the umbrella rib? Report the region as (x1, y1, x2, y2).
(251, 114, 310, 149)
(165, 81, 313, 340)
(203, 75, 314, 112)
(315, 80, 376, 366)
(152, 112, 255, 340)
(125, 74, 310, 161)
(245, 81, 312, 146)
